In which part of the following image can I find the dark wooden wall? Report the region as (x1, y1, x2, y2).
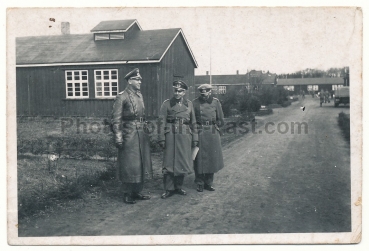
(16, 33, 196, 118)
(157, 33, 196, 111)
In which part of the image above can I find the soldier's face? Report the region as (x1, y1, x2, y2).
(129, 79, 141, 91)
(200, 90, 211, 98)
(173, 89, 185, 99)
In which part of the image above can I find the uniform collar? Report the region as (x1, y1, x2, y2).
(126, 87, 142, 97)
(170, 97, 188, 107)
(200, 95, 213, 104)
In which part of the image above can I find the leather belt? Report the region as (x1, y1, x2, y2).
(166, 118, 190, 125)
(198, 120, 215, 126)
(123, 117, 145, 122)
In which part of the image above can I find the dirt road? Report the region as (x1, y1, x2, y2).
(18, 96, 351, 236)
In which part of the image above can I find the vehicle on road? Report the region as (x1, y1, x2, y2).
(334, 86, 350, 107)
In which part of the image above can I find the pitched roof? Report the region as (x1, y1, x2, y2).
(17, 28, 198, 67)
(90, 20, 142, 32)
(276, 77, 345, 86)
(195, 75, 247, 85)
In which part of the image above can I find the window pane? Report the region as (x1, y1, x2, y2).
(75, 92, 80, 96)
(67, 76, 72, 80)
(104, 75, 109, 80)
(96, 82, 102, 87)
(112, 82, 117, 86)
(75, 83, 80, 87)
(74, 71, 79, 76)
(83, 87, 88, 91)
(103, 71, 109, 75)
(96, 76, 101, 80)
(75, 88, 80, 91)
(82, 71, 87, 75)
(67, 83, 72, 87)
(75, 76, 80, 80)
(82, 83, 88, 87)
(112, 87, 117, 91)
(68, 92, 73, 96)
(82, 76, 87, 80)
(96, 92, 102, 96)
(68, 88, 73, 92)
(104, 87, 110, 91)
(96, 87, 102, 91)
(111, 75, 117, 79)
(104, 82, 110, 87)
(112, 92, 117, 96)
(96, 71, 101, 75)
(83, 92, 88, 96)
(111, 70, 117, 75)
(67, 72, 72, 76)
(104, 92, 110, 96)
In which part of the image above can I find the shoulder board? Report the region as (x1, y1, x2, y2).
(118, 91, 125, 95)
(163, 99, 170, 103)
(213, 97, 219, 101)
(186, 99, 192, 103)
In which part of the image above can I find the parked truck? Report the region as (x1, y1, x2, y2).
(334, 86, 350, 107)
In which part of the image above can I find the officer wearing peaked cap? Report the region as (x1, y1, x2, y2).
(158, 80, 198, 199)
(192, 83, 224, 192)
(111, 68, 153, 204)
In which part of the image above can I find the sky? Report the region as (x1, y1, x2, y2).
(7, 7, 360, 75)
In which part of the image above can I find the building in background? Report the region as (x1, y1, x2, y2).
(16, 19, 198, 117)
(276, 77, 345, 94)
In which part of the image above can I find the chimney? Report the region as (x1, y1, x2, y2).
(236, 70, 239, 75)
(61, 22, 70, 35)
(206, 71, 209, 75)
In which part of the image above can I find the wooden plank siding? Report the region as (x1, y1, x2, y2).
(158, 33, 196, 111)
(16, 33, 196, 118)
(16, 64, 160, 117)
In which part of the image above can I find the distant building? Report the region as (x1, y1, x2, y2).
(16, 19, 198, 117)
(195, 70, 277, 95)
(195, 71, 247, 95)
(276, 77, 345, 94)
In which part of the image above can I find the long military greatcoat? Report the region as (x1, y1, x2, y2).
(192, 95, 224, 174)
(158, 97, 198, 176)
(111, 88, 153, 183)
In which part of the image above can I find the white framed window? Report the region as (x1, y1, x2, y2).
(94, 69, 118, 98)
(95, 33, 125, 41)
(218, 86, 226, 94)
(110, 33, 125, 39)
(65, 70, 89, 98)
(332, 84, 344, 90)
(95, 34, 109, 40)
(283, 86, 294, 91)
(313, 85, 319, 91)
(307, 85, 313, 91)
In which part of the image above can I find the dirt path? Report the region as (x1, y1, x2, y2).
(18, 97, 351, 236)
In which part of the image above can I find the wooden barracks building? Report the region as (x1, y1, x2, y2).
(16, 19, 198, 117)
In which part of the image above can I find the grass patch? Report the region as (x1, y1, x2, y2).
(17, 155, 116, 219)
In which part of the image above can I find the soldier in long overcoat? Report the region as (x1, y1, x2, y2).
(158, 80, 198, 199)
(111, 68, 153, 204)
(192, 84, 224, 192)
